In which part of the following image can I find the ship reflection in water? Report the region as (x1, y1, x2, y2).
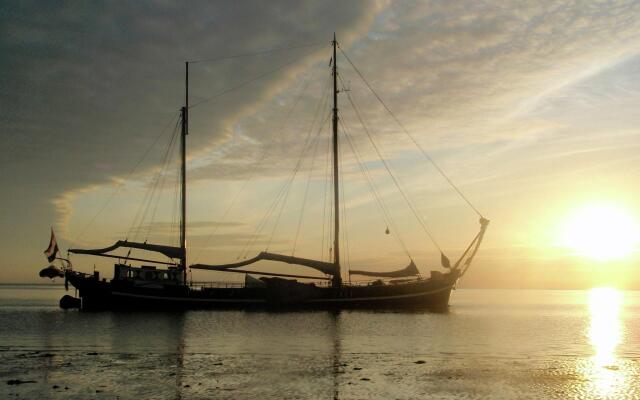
(3, 286, 640, 399)
(582, 287, 627, 398)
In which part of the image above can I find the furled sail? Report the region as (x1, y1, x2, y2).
(349, 260, 419, 278)
(69, 240, 184, 260)
(191, 251, 337, 276)
(244, 274, 266, 288)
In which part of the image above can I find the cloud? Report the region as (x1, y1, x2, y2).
(181, 0, 640, 196)
(0, 0, 384, 238)
(126, 220, 244, 236)
(5, 1, 640, 286)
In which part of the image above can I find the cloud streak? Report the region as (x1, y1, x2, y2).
(4, 1, 640, 285)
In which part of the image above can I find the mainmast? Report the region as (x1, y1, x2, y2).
(180, 62, 189, 284)
(331, 34, 342, 287)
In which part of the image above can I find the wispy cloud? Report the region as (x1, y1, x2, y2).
(4, 1, 640, 285)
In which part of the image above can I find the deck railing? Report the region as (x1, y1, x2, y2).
(188, 276, 423, 290)
(189, 281, 246, 289)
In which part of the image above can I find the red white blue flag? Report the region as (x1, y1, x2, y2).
(44, 228, 59, 263)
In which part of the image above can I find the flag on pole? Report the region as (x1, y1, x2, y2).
(44, 228, 59, 263)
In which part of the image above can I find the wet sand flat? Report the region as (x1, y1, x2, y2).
(1, 286, 639, 399)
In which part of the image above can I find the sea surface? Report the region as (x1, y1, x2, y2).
(0, 285, 639, 400)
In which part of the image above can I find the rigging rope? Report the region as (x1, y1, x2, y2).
(264, 116, 329, 252)
(339, 136, 351, 276)
(190, 45, 323, 109)
(126, 120, 180, 240)
(239, 175, 289, 258)
(341, 84, 443, 252)
(128, 118, 181, 242)
(339, 117, 412, 259)
(327, 150, 335, 263)
(291, 126, 322, 257)
(338, 45, 484, 219)
(170, 156, 181, 247)
(238, 111, 331, 259)
(290, 73, 332, 256)
(132, 124, 179, 239)
(143, 122, 180, 241)
(191, 68, 329, 264)
(71, 112, 180, 247)
(188, 42, 324, 64)
(320, 125, 332, 262)
(237, 72, 330, 258)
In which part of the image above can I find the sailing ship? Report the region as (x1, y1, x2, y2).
(39, 35, 489, 310)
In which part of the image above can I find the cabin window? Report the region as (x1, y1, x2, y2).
(127, 270, 140, 279)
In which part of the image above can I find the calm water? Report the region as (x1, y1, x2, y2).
(1, 285, 639, 399)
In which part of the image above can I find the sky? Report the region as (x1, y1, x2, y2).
(2, 0, 640, 288)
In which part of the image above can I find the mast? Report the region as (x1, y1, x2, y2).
(180, 62, 188, 284)
(331, 34, 342, 287)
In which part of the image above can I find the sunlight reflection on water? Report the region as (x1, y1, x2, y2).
(585, 287, 627, 398)
(2, 287, 639, 399)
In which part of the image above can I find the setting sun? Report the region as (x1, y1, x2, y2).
(561, 204, 639, 260)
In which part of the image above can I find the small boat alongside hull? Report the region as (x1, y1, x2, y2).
(66, 269, 458, 311)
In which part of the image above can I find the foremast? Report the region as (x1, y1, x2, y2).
(180, 62, 189, 284)
(331, 34, 342, 288)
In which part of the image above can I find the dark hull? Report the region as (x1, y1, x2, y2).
(66, 271, 459, 311)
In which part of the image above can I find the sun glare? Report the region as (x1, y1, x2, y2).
(561, 204, 639, 260)
(588, 287, 622, 366)
(582, 287, 628, 397)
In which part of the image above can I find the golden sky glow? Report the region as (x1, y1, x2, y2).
(2, 1, 640, 287)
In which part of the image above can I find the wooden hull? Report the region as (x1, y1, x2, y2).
(66, 271, 458, 311)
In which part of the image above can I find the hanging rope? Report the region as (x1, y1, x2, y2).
(338, 135, 352, 276)
(190, 45, 324, 109)
(71, 112, 180, 247)
(126, 123, 179, 241)
(291, 127, 323, 256)
(191, 67, 329, 264)
(237, 73, 331, 258)
(188, 42, 324, 64)
(170, 155, 181, 247)
(238, 111, 331, 258)
(320, 125, 332, 262)
(338, 45, 484, 219)
(265, 116, 329, 251)
(143, 123, 180, 241)
(290, 73, 332, 256)
(130, 119, 179, 242)
(132, 119, 181, 240)
(339, 117, 412, 259)
(342, 87, 443, 252)
(239, 175, 290, 258)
